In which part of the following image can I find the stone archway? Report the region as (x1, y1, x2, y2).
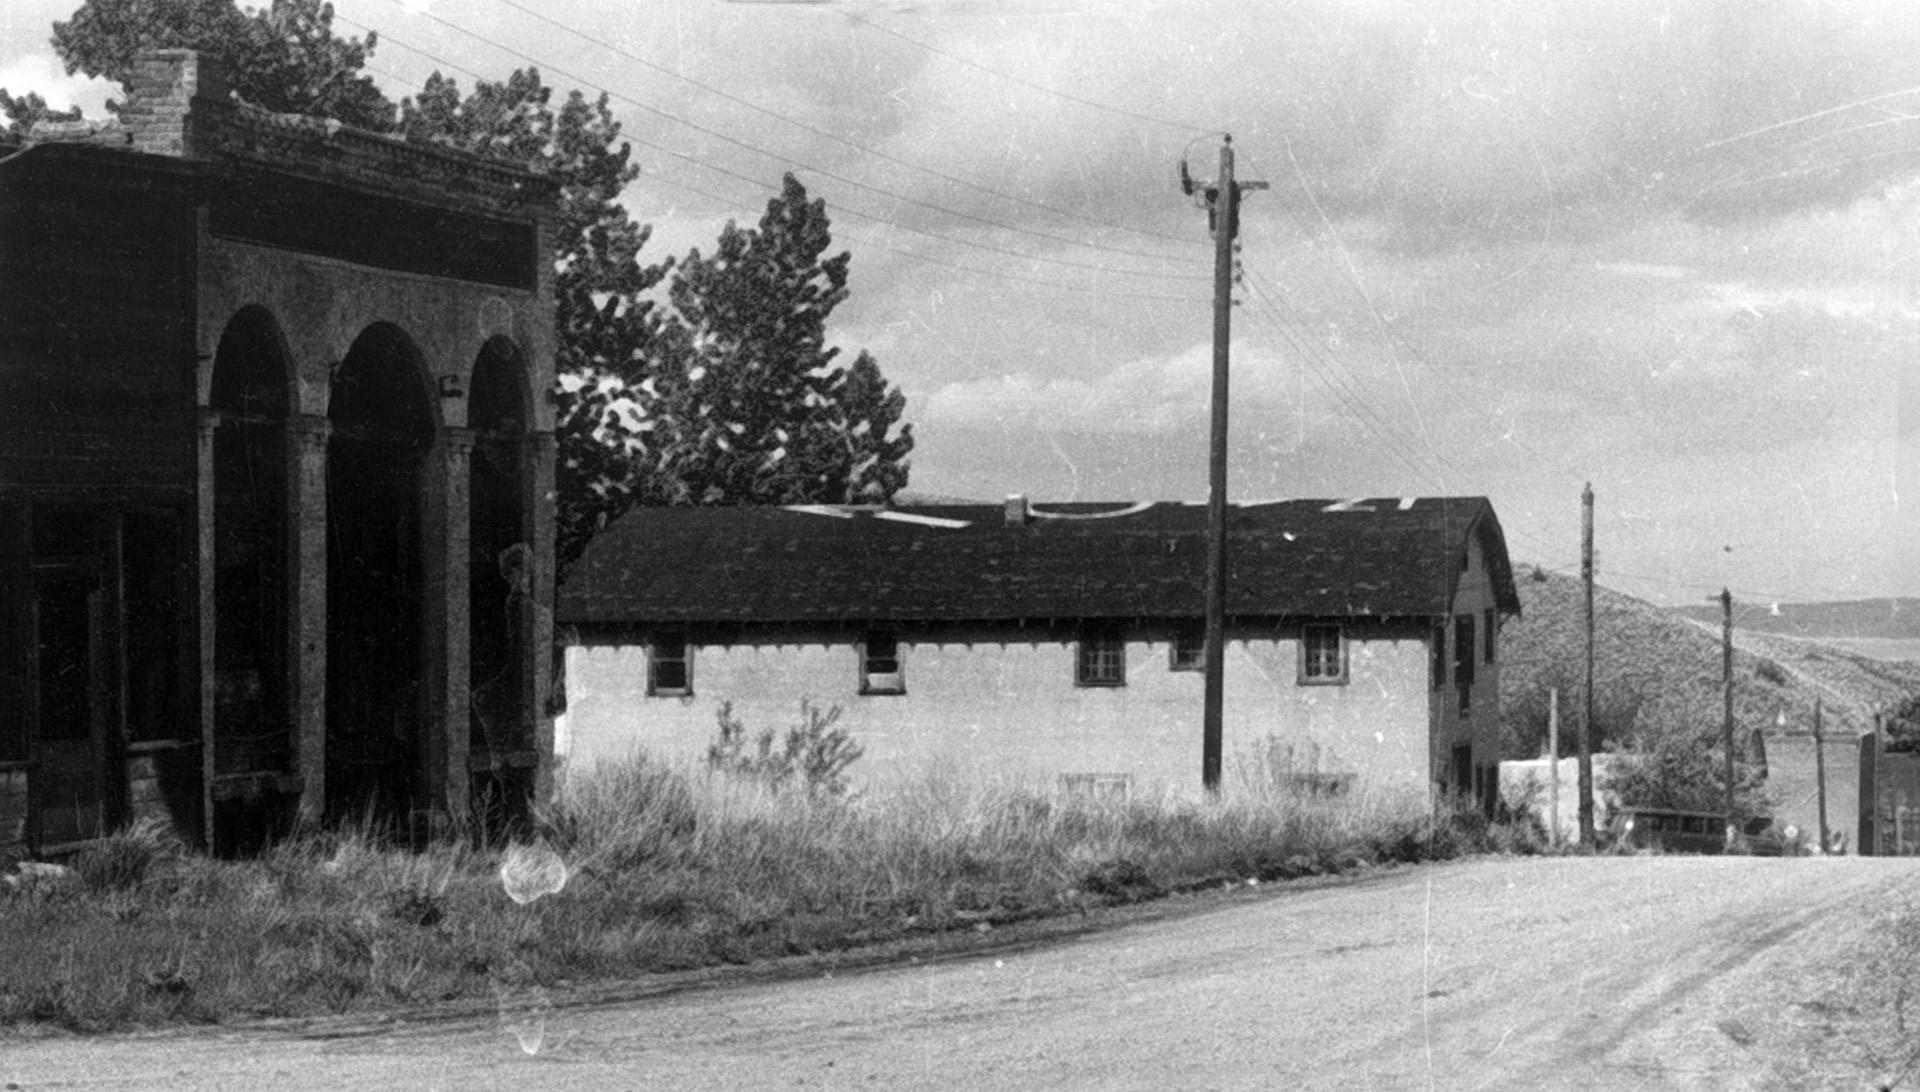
(467, 336, 535, 833)
(326, 323, 436, 823)
(209, 306, 294, 851)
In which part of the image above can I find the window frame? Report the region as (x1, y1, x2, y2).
(1431, 623, 1447, 691)
(1076, 627, 1127, 688)
(646, 631, 691, 697)
(1455, 614, 1476, 714)
(1168, 627, 1205, 673)
(859, 630, 905, 696)
(1298, 623, 1348, 686)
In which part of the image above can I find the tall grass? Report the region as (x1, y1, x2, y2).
(0, 746, 1505, 1031)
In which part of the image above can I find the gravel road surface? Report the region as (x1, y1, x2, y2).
(6, 855, 1916, 1091)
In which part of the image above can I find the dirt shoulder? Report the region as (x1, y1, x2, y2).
(6, 856, 1916, 1091)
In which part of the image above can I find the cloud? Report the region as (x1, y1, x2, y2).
(0, 50, 113, 116)
(923, 339, 1297, 436)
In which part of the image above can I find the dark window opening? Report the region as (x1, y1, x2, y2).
(1455, 614, 1476, 715)
(1170, 628, 1205, 672)
(649, 634, 690, 695)
(861, 631, 904, 695)
(35, 570, 94, 741)
(0, 505, 25, 762)
(1300, 624, 1346, 684)
(124, 511, 189, 743)
(1077, 628, 1126, 687)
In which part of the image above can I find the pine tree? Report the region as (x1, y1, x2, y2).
(657, 173, 912, 506)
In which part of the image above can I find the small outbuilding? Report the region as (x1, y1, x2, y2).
(557, 495, 1521, 802)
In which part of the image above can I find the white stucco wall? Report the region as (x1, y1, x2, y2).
(558, 624, 1433, 799)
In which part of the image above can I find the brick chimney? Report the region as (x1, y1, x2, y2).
(1003, 493, 1029, 527)
(120, 49, 227, 158)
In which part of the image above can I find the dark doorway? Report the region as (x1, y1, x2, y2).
(327, 324, 434, 824)
(210, 307, 294, 851)
(210, 308, 292, 785)
(28, 509, 114, 849)
(468, 337, 533, 835)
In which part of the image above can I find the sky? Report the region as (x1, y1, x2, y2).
(5, 0, 1920, 608)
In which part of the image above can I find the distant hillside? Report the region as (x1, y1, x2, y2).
(1499, 569, 1920, 755)
(1669, 598, 1920, 641)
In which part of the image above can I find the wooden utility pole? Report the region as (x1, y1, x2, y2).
(1814, 697, 1829, 854)
(1721, 587, 1736, 824)
(1188, 135, 1266, 793)
(1578, 484, 1596, 847)
(1548, 687, 1561, 850)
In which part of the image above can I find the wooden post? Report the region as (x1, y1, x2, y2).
(1721, 588, 1735, 825)
(1814, 697, 1829, 854)
(1200, 137, 1237, 794)
(1194, 137, 1265, 794)
(1578, 484, 1596, 847)
(1548, 687, 1560, 849)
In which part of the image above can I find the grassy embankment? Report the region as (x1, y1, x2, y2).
(0, 744, 1522, 1032)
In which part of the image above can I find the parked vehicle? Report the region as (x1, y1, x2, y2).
(1610, 807, 1732, 855)
(1729, 816, 1790, 857)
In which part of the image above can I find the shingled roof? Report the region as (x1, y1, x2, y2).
(559, 497, 1521, 627)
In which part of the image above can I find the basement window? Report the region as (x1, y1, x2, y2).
(647, 633, 691, 696)
(1299, 624, 1347, 685)
(1169, 628, 1205, 672)
(861, 631, 905, 695)
(1076, 628, 1126, 687)
(1060, 772, 1132, 801)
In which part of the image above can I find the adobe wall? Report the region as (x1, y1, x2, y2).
(559, 623, 1433, 800)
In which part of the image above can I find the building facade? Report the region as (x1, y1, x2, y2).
(558, 497, 1520, 803)
(1, 50, 558, 855)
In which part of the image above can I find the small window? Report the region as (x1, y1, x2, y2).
(861, 631, 904, 695)
(647, 633, 690, 696)
(1455, 614, 1476, 714)
(1300, 624, 1346, 684)
(1431, 624, 1447, 690)
(1077, 628, 1126, 687)
(1169, 628, 1205, 672)
(1484, 608, 1497, 664)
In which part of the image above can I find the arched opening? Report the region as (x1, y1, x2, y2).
(468, 336, 534, 834)
(210, 306, 293, 851)
(327, 323, 435, 824)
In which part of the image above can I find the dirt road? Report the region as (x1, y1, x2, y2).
(6, 856, 1917, 1091)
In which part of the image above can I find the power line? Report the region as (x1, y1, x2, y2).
(838, 9, 1218, 136)
(347, 5, 1207, 279)
(480, 0, 1207, 258)
(345, 16, 1206, 284)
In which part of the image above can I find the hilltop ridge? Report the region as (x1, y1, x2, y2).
(1499, 569, 1920, 754)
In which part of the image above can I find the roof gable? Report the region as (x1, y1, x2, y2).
(560, 497, 1522, 627)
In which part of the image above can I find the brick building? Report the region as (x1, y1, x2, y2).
(0, 51, 559, 855)
(557, 496, 1521, 803)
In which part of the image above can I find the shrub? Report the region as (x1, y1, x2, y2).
(706, 700, 864, 796)
(70, 816, 184, 894)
